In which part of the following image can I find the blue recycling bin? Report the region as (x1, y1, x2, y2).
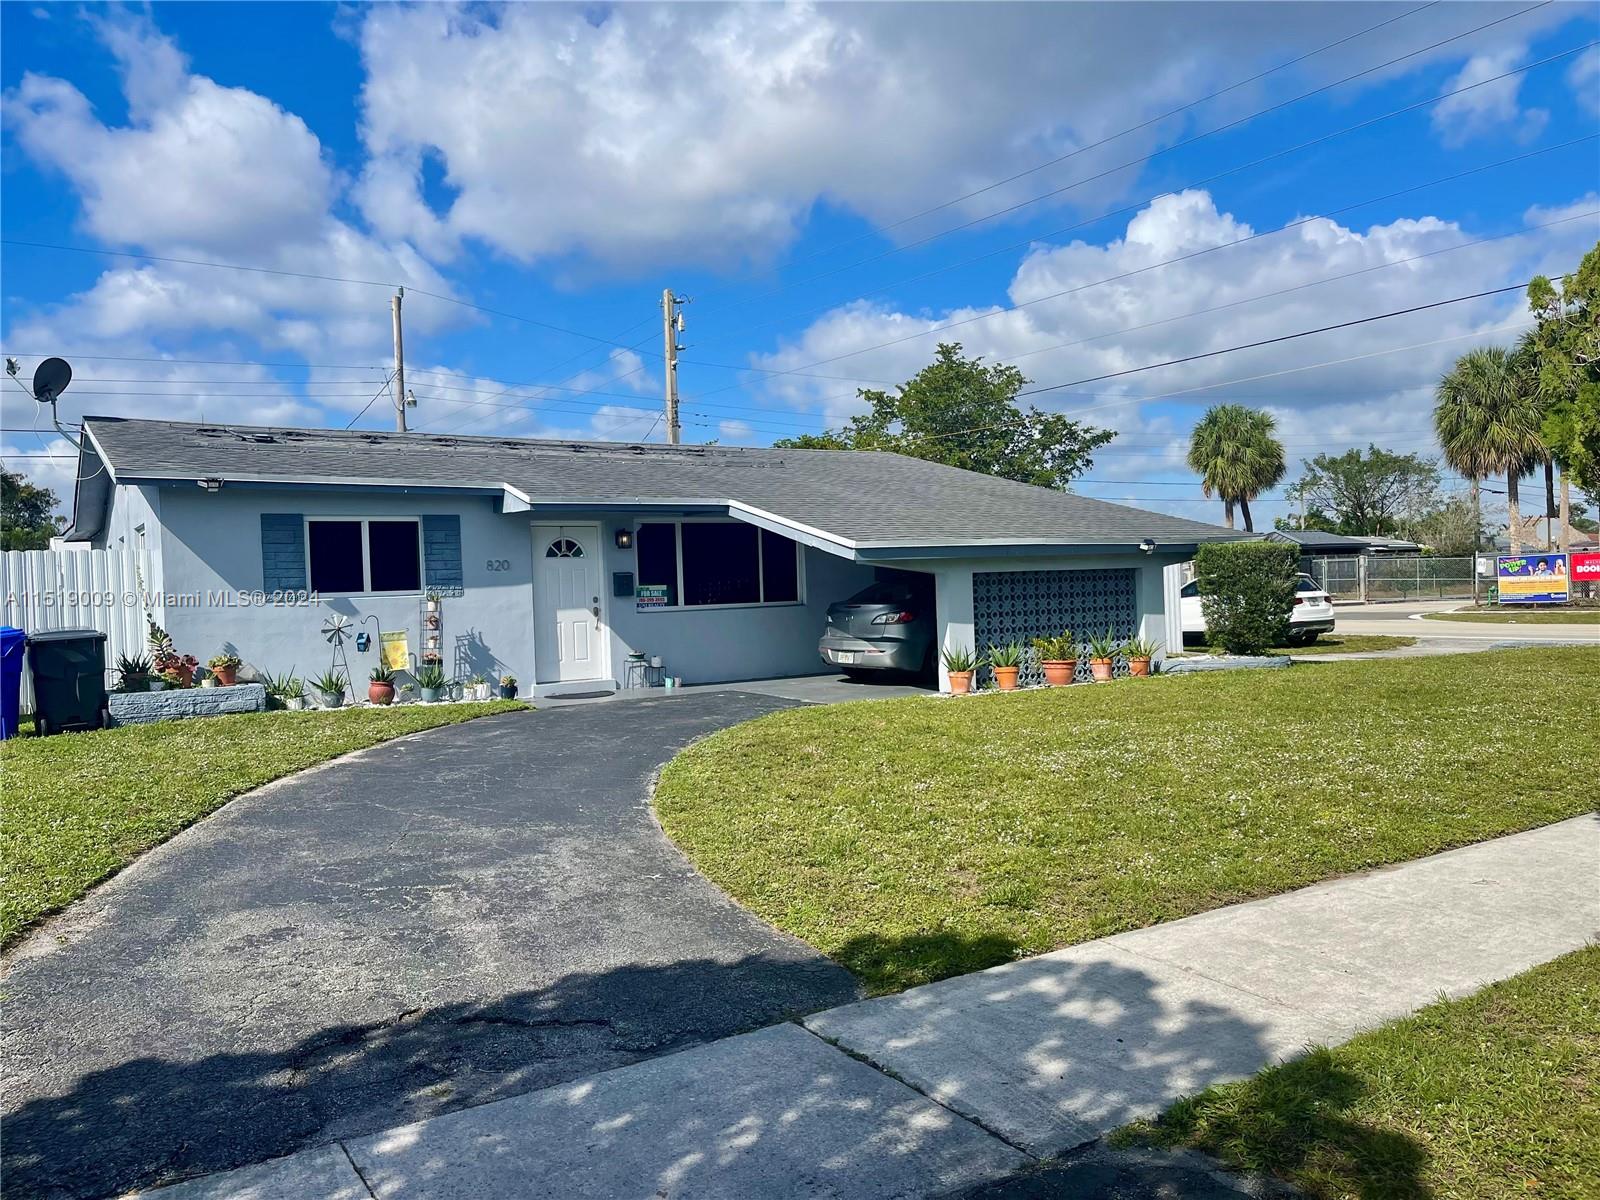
(0, 626, 24, 740)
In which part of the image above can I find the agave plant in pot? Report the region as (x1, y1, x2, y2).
(369, 662, 397, 705)
(1086, 629, 1119, 682)
(986, 642, 1024, 691)
(1123, 635, 1160, 677)
(1030, 631, 1076, 686)
(940, 644, 983, 695)
(416, 663, 448, 703)
(498, 673, 518, 700)
(310, 668, 347, 709)
(266, 670, 306, 710)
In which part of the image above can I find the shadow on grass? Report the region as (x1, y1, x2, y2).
(1124, 1046, 1431, 1200)
(835, 929, 1025, 994)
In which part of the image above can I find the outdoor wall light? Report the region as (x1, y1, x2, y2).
(198, 477, 224, 493)
(615, 528, 635, 550)
(1138, 537, 1158, 554)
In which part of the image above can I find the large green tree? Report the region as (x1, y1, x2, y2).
(1292, 445, 1440, 538)
(772, 343, 1113, 489)
(1185, 404, 1285, 532)
(1523, 240, 1600, 548)
(1, 469, 62, 550)
(1433, 346, 1545, 553)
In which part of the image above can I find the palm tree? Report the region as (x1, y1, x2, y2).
(1433, 346, 1545, 554)
(1186, 404, 1286, 532)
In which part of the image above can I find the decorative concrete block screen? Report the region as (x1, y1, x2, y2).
(972, 568, 1138, 685)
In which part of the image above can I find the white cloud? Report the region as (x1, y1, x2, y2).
(743, 188, 1600, 508)
(6, 14, 334, 254)
(1430, 47, 1549, 147)
(353, 2, 1560, 272)
(1569, 46, 1600, 116)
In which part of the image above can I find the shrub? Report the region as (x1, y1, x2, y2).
(1194, 541, 1298, 654)
(1030, 631, 1076, 661)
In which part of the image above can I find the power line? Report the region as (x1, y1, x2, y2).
(686, 129, 1596, 361)
(344, 372, 397, 430)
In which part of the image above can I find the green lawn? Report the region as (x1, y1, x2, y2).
(655, 648, 1597, 994)
(0, 702, 526, 946)
(1123, 947, 1600, 1200)
(1425, 609, 1600, 625)
(1197, 634, 1417, 656)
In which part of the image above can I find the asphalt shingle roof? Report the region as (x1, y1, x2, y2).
(82, 416, 1238, 550)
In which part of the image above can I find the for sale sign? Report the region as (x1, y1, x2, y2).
(1496, 553, 1569, 604)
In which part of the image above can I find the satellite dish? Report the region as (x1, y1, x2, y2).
(32, 357, 72, 403)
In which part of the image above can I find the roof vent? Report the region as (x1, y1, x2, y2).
(236, 433, 279, 444)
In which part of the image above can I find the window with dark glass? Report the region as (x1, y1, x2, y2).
(307, 520, 364, 593)
(307, 518, 421, 593)
(636, 522, 679, 605)
(634, 521, 801, 608)
(760, 529, 799, 602)
(367, 520, 422, 592)
(682, 522, 760, 606)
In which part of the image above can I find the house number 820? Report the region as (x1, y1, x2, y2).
(485, 558, 512, 571)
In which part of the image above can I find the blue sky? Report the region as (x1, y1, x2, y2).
(3, 1, 1597, 527)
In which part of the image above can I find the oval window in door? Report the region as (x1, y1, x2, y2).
(545, 538, 584, 558)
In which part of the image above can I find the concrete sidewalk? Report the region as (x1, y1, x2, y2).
(138, 815, 1598, 1200)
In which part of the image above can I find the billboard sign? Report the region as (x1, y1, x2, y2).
(1496, 553, 1569, 604)
(1572, 551, 1600, 584)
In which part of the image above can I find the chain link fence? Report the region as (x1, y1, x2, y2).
(1306, 555, 1477, 602)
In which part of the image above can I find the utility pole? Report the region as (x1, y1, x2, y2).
(391, 287, 407, 433)
(661, 288, 686, 445)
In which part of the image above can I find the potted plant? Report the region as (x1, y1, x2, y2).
(207, 653, 241, 687)
(1087, 629, 1118, 682)
(1030, 631, 1076, 686)
(465, 673, 486, 701)
(498, 673, 518, 700)
(266, 670, 306, 710)
(158, 668, 184, 690)
(1123, 635, 1160, 677)
(987, 642, 1023, 691)
(310, 668, 346, 709)
(147, 617, 198, 687)
(369, 663, 397, 705)
(425, 589, 444, 613)
(940, 645, 982, 695)
(416, 663, 448, 703)
(116, 652, 153, 693)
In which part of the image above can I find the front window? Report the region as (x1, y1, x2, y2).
(634, 520, 802, 608)
(306, 518, 421, 594)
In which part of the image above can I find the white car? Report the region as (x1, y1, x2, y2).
(1180, 573, 1336, 645)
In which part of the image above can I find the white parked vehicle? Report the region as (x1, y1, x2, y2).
(1180, 573, 1336, 645)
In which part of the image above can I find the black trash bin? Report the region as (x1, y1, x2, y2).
(26, 629, 109, 736)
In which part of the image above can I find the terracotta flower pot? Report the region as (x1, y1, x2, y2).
(1041, 660, 1075, 687)
(368, 681, 396, 705)
(1128, 657, 1152, 677)
(1089, 657, 1114, 682)
(173, 663, 195, 688)
(212, 665, 237, 687)
(947, 670, 974, 695)
(992, 666, 1019, 691)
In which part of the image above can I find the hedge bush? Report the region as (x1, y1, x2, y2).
(1193, 541, 1298, 654)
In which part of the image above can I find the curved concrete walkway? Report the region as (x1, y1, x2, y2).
(0, 692, 858, 1200)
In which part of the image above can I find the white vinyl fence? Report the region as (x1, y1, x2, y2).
(1, 549, 153, 713)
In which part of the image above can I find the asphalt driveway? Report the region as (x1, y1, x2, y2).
(0, 691, 859, 1200)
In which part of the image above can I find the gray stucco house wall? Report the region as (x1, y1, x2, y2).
(66, 417, 1238, 696)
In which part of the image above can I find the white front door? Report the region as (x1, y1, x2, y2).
(532, 524, 604, 683)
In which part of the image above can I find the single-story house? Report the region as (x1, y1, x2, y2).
(1264, 529, 1421, 558)
(64, 417, 1241, 695)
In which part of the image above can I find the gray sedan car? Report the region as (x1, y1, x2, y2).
(818, 578, 935, 679)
